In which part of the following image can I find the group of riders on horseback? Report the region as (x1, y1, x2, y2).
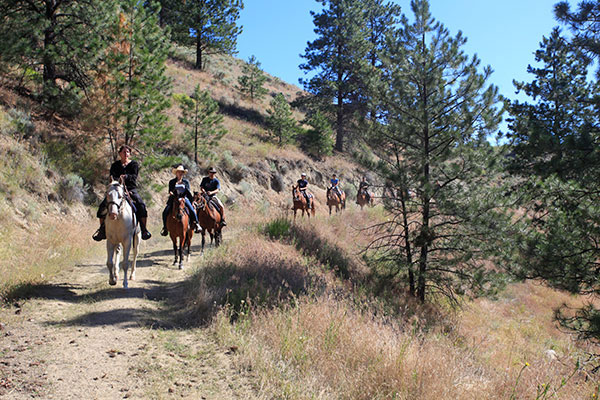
(293, 172, 371, 211)
(93, 144, 373, 242)
(92, 145, 226, 242)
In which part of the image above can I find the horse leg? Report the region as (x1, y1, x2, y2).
(186, 234, 192, 262)
(172, 238, 178, 265)
(178, 234, 184, 270)
(130, 230, 140, 281)
(106, 242, 117, 286)
(114, 243, 122, 283)
(122, 239, 131, 289)
(201, 231, 205, 255)
(329, 205, 332, 215)
(215, 230, 221, 247)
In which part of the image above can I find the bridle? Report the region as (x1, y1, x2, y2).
(107, 184, 125, 215)
(195, 193, 208, 211)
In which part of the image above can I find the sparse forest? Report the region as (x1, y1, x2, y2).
(0, 0, 599, 398)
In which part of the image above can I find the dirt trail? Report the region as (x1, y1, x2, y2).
(0, 236, 257, 400)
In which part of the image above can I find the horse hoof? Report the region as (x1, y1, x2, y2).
(178, 264, 184, 270)
(109, 279, 117, 286)
(123, 281, 128, 289)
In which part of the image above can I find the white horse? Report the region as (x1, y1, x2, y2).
(104, 181, 141, 288)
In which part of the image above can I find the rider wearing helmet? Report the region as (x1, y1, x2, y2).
(329, 173, 343, 200)
(296, 172, 314, 209)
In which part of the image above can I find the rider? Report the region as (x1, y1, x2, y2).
(160, 164, 201, 236)
(199, 167, 227, 226)
(358, 176, 371, 204)
(329, 173, 343, 200)
(296, 172, 314, 209)
(93, 145, 151, 241)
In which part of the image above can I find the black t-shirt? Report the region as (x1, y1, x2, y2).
(110, 160, 139, 191)
(200, 176, 221, 192)
(297, 179, 308, 189)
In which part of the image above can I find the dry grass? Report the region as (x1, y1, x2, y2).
(195, 210, 600, 400)
(212, 289, 598, 400)
(0, 128, 102, 302)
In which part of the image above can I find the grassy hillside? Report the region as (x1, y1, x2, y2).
(1, 49, 599, 398)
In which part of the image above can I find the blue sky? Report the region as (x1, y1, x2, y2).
(236, 0, 560, 106)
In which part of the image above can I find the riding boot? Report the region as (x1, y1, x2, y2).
(219, 209, 227, 226)
(92, 218, 106, 241)
(160, 212, 168, 236)
(140, 217, 152, 240)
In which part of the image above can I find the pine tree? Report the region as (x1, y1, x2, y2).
(303, 111, 334, 159)
(555, 1, 600, 77)
(507, 28, 597, 180)
(0, 0, 118, 108)
(266, 93, 297, 145)
(506, 26, 600, 342)
(300, 0, 372, 152)
(91, 0, 172, 157)
(175, 85, 226, 164)
(160, 0, 243, 70)
(367, 0, 506, 303)
(237, 55, 268, 102)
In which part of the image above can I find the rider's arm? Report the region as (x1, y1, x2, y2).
(121, 161, 139, 188)
(208, 179, 221, 196)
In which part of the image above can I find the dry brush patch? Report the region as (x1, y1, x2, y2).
(177, 232, 325, 325)
(212, 292, 599, 400)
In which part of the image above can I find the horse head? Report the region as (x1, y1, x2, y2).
(175, 197, 186, 221)
(292, 185, 301, 201)
(194, 191, 208, 211)
(106, 182, 125, 220)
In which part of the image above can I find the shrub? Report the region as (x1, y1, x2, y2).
(238, 181, 252, 194)
(0, 108, 35, 141)
(180, 236, 315, 324)
(264, 217, 291, 240)
(221, 150, 235, 170)
(303, 111, 334, 159)
(58, 173, 86, 203)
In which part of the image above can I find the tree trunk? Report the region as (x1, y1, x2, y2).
(335, 91, 344, 152)
(399, 183, 415, 297)
(194, 100, 199, 164)
(42, 0, 58, 89)
(195, 34, 203, 70)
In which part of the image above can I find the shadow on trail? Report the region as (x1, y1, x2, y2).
(9, 280, 177, 304)
(42, 280, 185, 329)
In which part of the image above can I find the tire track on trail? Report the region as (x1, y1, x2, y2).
(0, 233, 257, 400)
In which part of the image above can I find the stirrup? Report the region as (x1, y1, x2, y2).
(220, 219, 227, 227)
(160, 227, 168, 236)
(194, 223, 202, 233)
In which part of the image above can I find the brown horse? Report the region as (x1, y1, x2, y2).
(166, 196, 193, 269)
(292, 185, 315, 221)
(194, 192, 223, 254)
(356, 188, 374, 210)
(326, 187, 346, 215)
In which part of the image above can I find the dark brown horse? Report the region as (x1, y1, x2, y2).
(292, 185, 315, 221)
(166, 196, 193, 269)
(326, 187, 346, 215)
(356, 188, 374, 210)
(194, 192, 223, 253)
